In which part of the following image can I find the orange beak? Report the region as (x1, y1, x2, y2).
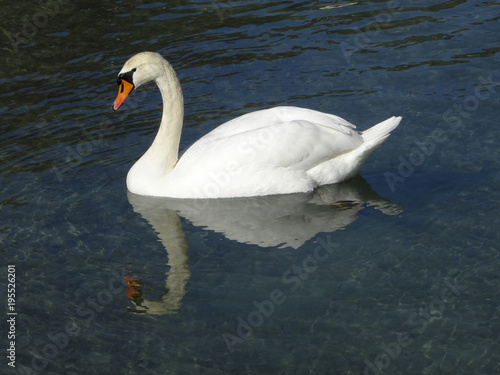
(113, 80, 134, 111)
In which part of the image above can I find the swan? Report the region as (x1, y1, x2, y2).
(113, 52, 401, 199)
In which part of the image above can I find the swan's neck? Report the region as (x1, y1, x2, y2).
(142, 63, 184, 174)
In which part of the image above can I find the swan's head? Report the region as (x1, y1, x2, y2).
(113, 52, 168, 111)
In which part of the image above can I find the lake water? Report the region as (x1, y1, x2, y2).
(2, 0, 500, 374)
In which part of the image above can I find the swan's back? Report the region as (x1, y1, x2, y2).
(177, 107, 363, 175)
(201, 106, 358, 141)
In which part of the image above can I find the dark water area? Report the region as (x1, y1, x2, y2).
(1, 1, 500, 374)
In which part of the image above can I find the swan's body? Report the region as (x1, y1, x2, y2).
(113, 52, 401, 199)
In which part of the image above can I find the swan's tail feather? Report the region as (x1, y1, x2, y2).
(361, 116, 402, 149)
(306, 116, 401, 185)
(343, 116, 401, 177)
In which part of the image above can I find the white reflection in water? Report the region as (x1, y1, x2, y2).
(125, 176, 401, 314)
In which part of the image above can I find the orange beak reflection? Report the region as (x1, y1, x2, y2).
(113, 80, 134, 111)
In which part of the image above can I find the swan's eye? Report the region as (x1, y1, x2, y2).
(117, 70, 135, 86)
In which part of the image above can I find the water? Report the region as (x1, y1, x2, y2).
(1, 0, 500, 374)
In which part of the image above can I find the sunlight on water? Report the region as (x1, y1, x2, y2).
(1, 1, 499, 374)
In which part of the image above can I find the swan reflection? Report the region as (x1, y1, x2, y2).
(125, 176, 401, 314)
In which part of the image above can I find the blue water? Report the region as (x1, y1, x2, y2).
(2, 1, 500, 374)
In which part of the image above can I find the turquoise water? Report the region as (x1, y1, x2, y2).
(2, 0, 500, 374)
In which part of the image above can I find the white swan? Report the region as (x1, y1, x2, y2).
(113, 52, 401, 199)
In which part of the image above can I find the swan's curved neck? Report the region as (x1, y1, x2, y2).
(143, 62, 184, 174)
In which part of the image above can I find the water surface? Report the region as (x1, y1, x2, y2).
(1, 1, 500, 374)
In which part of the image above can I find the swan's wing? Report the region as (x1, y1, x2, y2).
(177, 107, 363, 173)
(166, 106, 364, 197)
(202, 106, 357, 141)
